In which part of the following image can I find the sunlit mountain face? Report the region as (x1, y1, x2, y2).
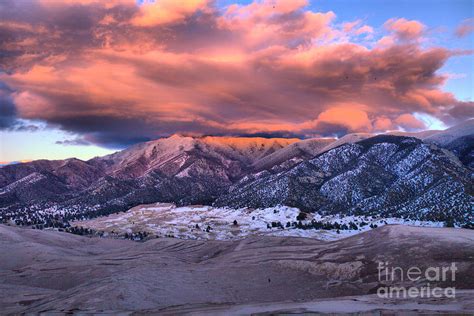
(0, 0, 472, 163)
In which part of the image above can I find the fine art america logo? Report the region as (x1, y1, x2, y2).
(377, 261, 457, 298)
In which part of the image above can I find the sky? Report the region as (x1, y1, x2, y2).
(0, 0, 473, 162)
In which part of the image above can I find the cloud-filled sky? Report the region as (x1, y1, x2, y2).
(0, 0, 473, 162)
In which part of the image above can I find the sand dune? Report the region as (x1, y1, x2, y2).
(0, 224, 473, 314)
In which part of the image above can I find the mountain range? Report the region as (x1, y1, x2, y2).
(0, 120, 473, 226)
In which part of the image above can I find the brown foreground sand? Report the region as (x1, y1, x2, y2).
(0, 224, 473, 314)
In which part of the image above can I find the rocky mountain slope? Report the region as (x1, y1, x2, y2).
(423, 119, 474, 170)
(0, 136, 304, 225)
(0, 135, 299, 205)
(216, 135, 473, 224)
(0, 121, 473, 226)
(251, 138, 335, 171)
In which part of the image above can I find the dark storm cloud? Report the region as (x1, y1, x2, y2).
(0, 95, 16, 129)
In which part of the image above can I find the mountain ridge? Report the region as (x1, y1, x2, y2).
(215, 135, 472, 223)
(1, 120, 473, 227)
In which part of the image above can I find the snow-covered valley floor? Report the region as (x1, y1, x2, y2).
(72, 203, 446, 241)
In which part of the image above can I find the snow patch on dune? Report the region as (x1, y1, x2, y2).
(74, 203, 445, 241)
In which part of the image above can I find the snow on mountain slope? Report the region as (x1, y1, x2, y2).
(0, 136, 303, 224)
(0, 172, 69, 204)
(0, 158, 106, 191)
(101, 134, 196, 168)
(215, 135, 473, 224)
(318, 127, 463, 156)
(320, 133, 373, 152)
(423, 119, 474, 170)
(250, 129, 450, 173)
(385, 129, 441, 139)
(424, 119, 474, 146)
(200, 136, 300, 163)
(95, 135, 300, 178)
(104, 135, 299, 166)
(252, 138, 335, 171)
(1, 122, 473, 228)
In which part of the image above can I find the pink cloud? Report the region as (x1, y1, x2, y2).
(314, 105, 372, 132)
(343, 20, 373, 35)
(0, 0, 470, 146)
(395, 114, 426, 131)
(374, 117, 394, 131)
(131, 0, 211, 27)
(218, 0, 335, 48)
(384, 18, 425, 41)
(455, 18, 474, 37)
